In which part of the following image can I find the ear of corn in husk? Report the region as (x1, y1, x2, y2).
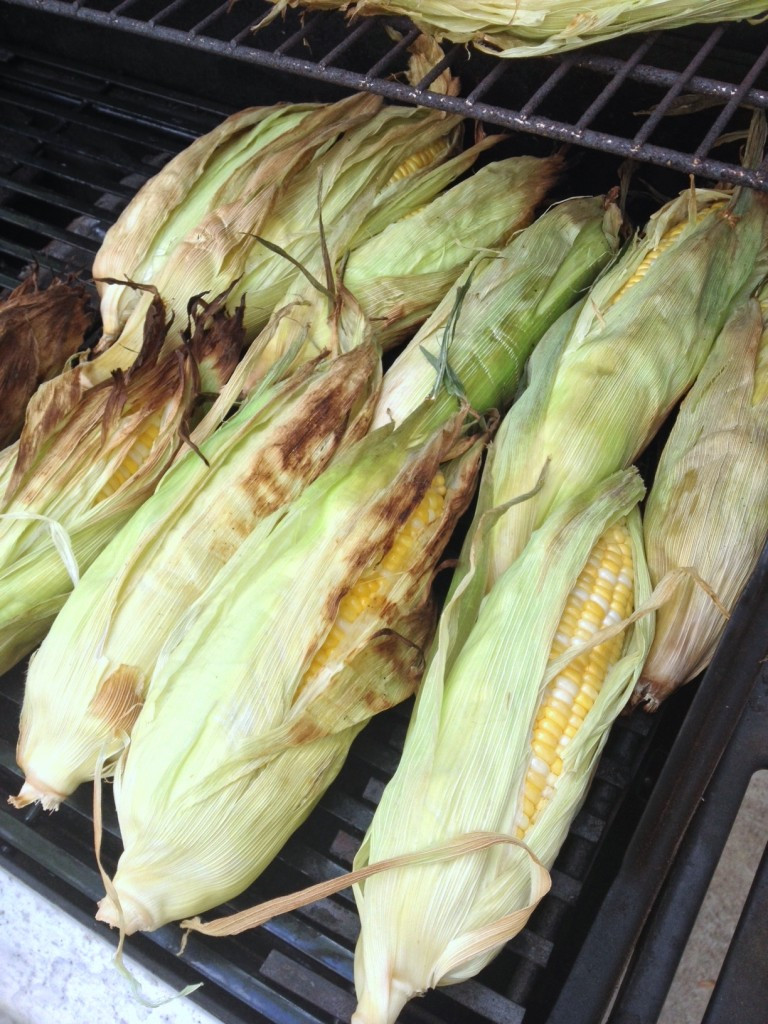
(0, 275, 92, 448)
(632, 282, 768, 711)
(13, 290, 379, 810)
(263, 1, 768, 59)
(373, 194, 622, 430)
(93, 103, 317, 342)
(485, 185, 768, 587)
(349, 467, 651, 1024)
(95, 402, 486, 934)
(0, 293, 243, 677)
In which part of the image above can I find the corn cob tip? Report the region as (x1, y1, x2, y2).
(95, 893, 150, 936)
(9, 777, 65, 812)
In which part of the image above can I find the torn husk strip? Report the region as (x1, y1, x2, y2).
(348, 468, 651, 1023)
(486, 184, 768, 586)
(633, 285, 768, 711)
(0, 275, 92, 448)
(0, 293, 243, 678)
(14, 291, 379, 809)
(181, 831, 550, 939)
(95, 404, 486, 934)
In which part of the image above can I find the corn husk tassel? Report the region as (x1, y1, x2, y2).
(263, 1, 768, 59)
(349, 468, 652, 1023)
(96, 403, 487, 934)
(13, 290, 379, 810)
(0, 275, 92, 447)
(0, 292, 242, 676)
(632, 283, 768, 710)
(485, 185, 768, 586)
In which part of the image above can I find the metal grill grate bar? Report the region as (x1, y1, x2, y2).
(694, 40, 768, 159)
(0, 207, 102, 254)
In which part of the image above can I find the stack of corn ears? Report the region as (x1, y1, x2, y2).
(485, 184, 768, 586)
(632, 277, 768, 710)
(14, 193, 617, 933)
(12, 195, 618, 814)
(349, 468, 651, 1023)
(0, 275, 92, 448)
(263, 1, 768, 58)
(0, 291, 243, 676)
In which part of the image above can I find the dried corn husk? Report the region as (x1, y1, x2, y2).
(0, 294, 242, 676)
(485, 185, 768, 586)
(0, 276, 92, 447)
(633, 284, 768, 710)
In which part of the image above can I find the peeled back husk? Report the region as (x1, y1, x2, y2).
(633, 285, 768, 710)
(13, 291, 379, 810)
(95, 403, 486, 934)
(351, 469, 651, 1024)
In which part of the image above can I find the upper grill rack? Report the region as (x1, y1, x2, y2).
(4, 0, 768, 190)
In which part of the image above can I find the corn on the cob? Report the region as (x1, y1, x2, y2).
(372, 194, 622, 430)
(0, 293, 242, 676)
(265, 1, 768, 58)
(93, 104, 316, 342)
(0, 276, 92, 448)
(632, 284, 768, 710)
(95, 404, 486, 934)
(350, 469, 651, 1024)
(485, 185, 768, 587)
(13, 292, 379, 810)
(86, 95, 466, 389)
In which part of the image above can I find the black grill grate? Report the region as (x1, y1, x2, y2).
(5, 0, 768, 190)
(1, 11, 768, 1024)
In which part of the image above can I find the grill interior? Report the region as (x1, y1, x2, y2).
(1, 5, 768, 1023)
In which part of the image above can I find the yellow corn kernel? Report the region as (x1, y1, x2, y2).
(96, 416, 161, 502)
(301, 473, 446, 686)
(387, 141, 451, 186)
(515, 522, 634, 838)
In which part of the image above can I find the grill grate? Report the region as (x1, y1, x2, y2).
(1, 12, 768, 1024)
(4, 0, 768, 189)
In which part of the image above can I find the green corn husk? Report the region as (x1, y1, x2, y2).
(485, 185, 768, 587)
(93, 103, 317, 342)
(372, 194, 622, 430)
(95, 403, 487, 934)
(632, 283, 768, 711)
(264, 1, 768, 58)
(349, 468, 651, 1024)
(0, 276, 92, 448)
(341, 153, 563, 350)
(0, 294, 243, 677)
(13, 290, 379, 810)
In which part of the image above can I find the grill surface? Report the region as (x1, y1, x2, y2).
(1, 10, 768, 1024)
(4, 0, 768, 190)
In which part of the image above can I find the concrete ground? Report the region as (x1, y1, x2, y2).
(658, 770, 768, 1024)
